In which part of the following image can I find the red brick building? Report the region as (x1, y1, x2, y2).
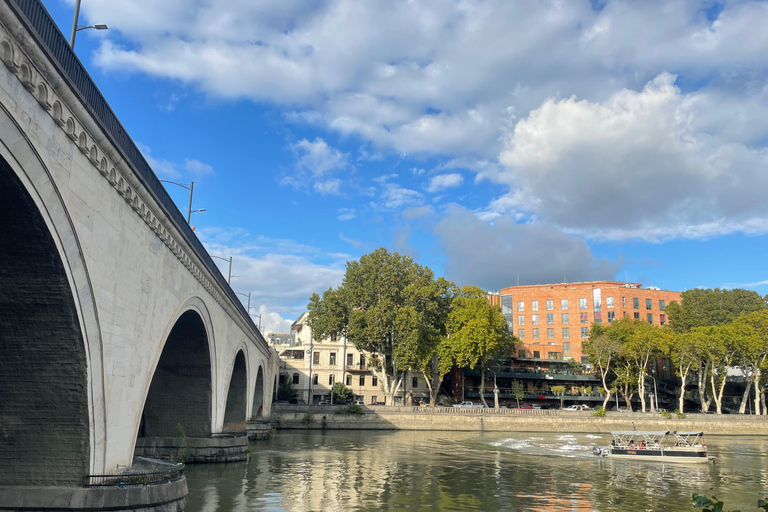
(495, 281, 681, 369)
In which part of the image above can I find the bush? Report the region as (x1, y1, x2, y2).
(593, 406, 606, 418)
(676, 410, 686, 419)
(660, 411, 672, 419)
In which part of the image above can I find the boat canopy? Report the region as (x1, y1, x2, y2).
(673, 432, 704, 437)
(611, 431, 669, 437)
(672, 431, 705, 447)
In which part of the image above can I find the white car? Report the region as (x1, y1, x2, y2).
(563, 404, 592, 411)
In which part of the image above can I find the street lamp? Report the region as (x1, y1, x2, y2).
(69, 0, 108, 49)
(235, 292, 251, 313)
(158, 180, 201, 224)
(211, 255, 232, 284)
(248, 307, 262, 331)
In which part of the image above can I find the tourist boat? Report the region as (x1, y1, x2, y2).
(592, 431, 715, 463)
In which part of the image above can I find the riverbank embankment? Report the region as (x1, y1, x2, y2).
(272, 405, 768, 435)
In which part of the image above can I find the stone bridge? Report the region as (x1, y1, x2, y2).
(0, 0, 277, 507)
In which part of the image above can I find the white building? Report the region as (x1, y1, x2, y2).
(274, 312, 432, 405)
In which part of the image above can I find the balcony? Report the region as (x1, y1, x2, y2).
(345, 364, 369, 373)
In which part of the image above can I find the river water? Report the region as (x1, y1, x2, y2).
(185, 430, 768, 511)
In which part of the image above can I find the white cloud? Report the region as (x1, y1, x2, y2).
(378, 184, 422, 210)
(495, 73, 768, 241)
(137, 142, 180, 179)
(336, 208, 357, 221)
(426, 173, 464, 193)
(185, 159, 215, 179)
(291, 137, 348, 176)
(313, 178, 342, 196)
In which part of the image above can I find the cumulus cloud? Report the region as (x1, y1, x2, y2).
(495, 73, 768, 240)
(337, 208, 357, 221)
(291, 138, 347, 176)
(426, 173, 464, 193)
(185, 159, 215, 179)
(137, 142, 180, 179)
(378, 184, 422, 210)
(434, 206, 620, 290)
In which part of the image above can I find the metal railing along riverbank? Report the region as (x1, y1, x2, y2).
(84, 459, 184, 487)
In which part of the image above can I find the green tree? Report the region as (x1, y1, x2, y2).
(309, 248, 453, 405)
(277, 378, 298, 402)
(511, 380, 525, 408)
(623, 320, 672, 412)
(331, 382, 353, 403)
(551, 385, 566, 409)
(583, 323, 622, 410)
(666, 288, 766, 333)
(734, 310, 768, 414)
(667, 331, 703, 414)
(440, 286, 518, 408)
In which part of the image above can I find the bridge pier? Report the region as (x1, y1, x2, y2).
(134, 436, 249, 464)
(0, 478, 187, 511)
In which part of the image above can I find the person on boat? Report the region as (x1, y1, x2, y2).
(629, 441, 635, 448)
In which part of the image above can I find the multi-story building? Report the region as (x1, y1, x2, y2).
(274, 312, 432, 405)
(498, 281, 681, 369)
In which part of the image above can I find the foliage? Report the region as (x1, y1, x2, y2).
(692, 494, 734, 512)
(667, 288, 766, 333)
(660, 410, 672, 419)
(592, 406, 606, 418)
(277, 378, 298, 401)
(175, 423, 186, 443)
(677, 411, 686, 419)
(551, 385, 566, 408)
(568, 358, 583, 374)
(440, 285, 518, 407)
(510, 380, 525, 408)
(332, 382, 353, 403)
(344, 404, 365, 415)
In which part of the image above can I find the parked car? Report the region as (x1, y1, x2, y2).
(353, 400, 365, 406)
(563, 404, 592, 411)
(273, 400, 289, 405)
(452, 401, 485, 408)
(611, 406, 631, 412)
(318, 400, 332, 405)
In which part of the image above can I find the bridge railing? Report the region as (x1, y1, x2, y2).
(7, 0, 266, 347)
(84, 466, 184, 487)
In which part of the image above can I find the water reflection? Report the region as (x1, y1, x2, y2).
(185, 431, 764, 511)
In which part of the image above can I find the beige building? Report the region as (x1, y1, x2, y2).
(272, 312, 432, 405)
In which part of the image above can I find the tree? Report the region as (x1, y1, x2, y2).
(551, 385, 566, 409)
(440, 286, 518, 408)
(277, 378, 298, 402)
(734, 310, 768, 414)
(309, 248, 453, 405)
(331, 382, 353, 403)
(697, 323, 756, 414)
(623, 321, 671, 412)
(583, 324, 622, 410)
(511, 380, 525, 408)
(666, 288, 766, 333)
(667, 331, 702, 414)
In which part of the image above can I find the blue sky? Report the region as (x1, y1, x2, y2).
(44, 0, 768, 333)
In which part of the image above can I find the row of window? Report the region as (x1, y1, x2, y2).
(518, 327, 587, 340)
(296, 373, 424, 389)
(517, 349, 567, 359)
(312, 352, 366, 367)
(515, 310, 666, 327)
(509, 297, 666, 312)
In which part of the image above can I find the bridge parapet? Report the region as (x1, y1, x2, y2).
(0, 0, 268, 355)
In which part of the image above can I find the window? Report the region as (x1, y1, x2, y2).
(580, 312, 588, 324)
(579, 298, 587, 309)
(549, 352, 562, 360)
(563, 342, 570, 354)
(329, 374, 335, 385)
(561, 299, 569, 310)
(633, 297, 639, 309)
(517, 301, 525, 312)
(546, 300, 553, 311)
(331, 333, 337, 342)
(518, 329, 525, 340)
(659, 300, 666, 311)
(313, 374, 319, 385)
(581, 327, 589, 338)
(518, 349, 527, 358)
(532, 300, 539, 311)
(546, 313, 554, 325)
(562, 313, 569, 324)
(595, 319, 602, 325)
(622, 296, 626, 308)
(346, 375, 352, 386)
(279, 374, 286, 384)
(532, 314, 539, 326)
(329, 353, 337, 366)
(359, 375, 365, 386)
(608, 311, 615, 323)
(660, 314, 667, 326)
(501, 294, 514, 316)
(606, 297, 614, 308)
(634, 312, 640, 319)
(518, 315, 525, 326)
(412, 377, 418, 388)
(371, 396, 377, 403)
(347, 353, 353, 366)
(647, 313, 653, 324)
(532, 328, 540, 339)
(547, 328, 554, 339)
(562, 327, 570, 339)
(293, 373, 300, 385)
(646, 298, 652, 310)
(372, 377, 378, 386)
(548, 342, 555, 346)
(593, 288, 601, 311)
(313, 352, 320, 364)
(533, 350, 541, 359)
(360, 355, 365, 368)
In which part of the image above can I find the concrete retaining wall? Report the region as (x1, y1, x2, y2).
(272, 406, 768, 435)
(134, 436, 248, 464)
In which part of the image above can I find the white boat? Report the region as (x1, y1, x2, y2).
(592, 431, 714, 464)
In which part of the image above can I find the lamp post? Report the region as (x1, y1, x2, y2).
(69, 0, 108, 49)
(235, 292, 250, 313)
(211, 255, 232, 284)
(248, 307, 262, 331)
(158, 180, 200, 224)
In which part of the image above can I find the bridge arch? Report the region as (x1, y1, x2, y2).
(223, 348, 249, 431)
(137, 298, 216, 440)
(252, 365, 266, 419)
(0, 104, 105, 483)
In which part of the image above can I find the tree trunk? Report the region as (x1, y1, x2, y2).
(697, 361, 711, 412)
(479, 366, 489, 407)
(754, 369, 762, 415)
(761, 387, 766, 415)
(427, 355, 440, 408)
(678, 368, 688, 414)
(600, 371, 612, 410)
(738, 371, 753, 414)
(710, 371, 727, 415)
(637, 371, 647, 412)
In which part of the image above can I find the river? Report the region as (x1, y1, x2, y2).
(185, 430, 768, 511)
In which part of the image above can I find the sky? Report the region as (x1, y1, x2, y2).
(44, 0, 768, 334)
